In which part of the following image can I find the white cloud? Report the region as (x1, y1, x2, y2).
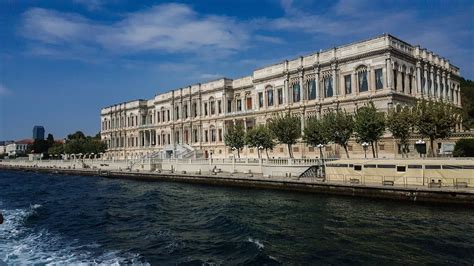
(21, 4, 250, 56)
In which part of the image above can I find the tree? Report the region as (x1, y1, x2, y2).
(453, 138, 474, 157)
(386, 105, 414, 158)
(48, 143, 65, 155)
(303, 116, 330, 158)
(224, 123, 245, 158)
(324, 110, 354, 158)
(245, 125, 275, 159)
(268, 113, 301, 158)
(414, 99, 460, 157)
(46, 134, 55, 147)
(354, 102, 386, 158)
(460, 78, 474, 130)
(67, 131, 86, 141)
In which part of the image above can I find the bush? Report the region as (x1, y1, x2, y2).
(453, 138, 474, 157)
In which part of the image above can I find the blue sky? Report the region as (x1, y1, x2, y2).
(0, 0, 473, 140)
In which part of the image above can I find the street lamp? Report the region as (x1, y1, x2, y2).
(415, 139, 426, 158)
(362, 142, 369, 159)
(316, 144, 325, 160)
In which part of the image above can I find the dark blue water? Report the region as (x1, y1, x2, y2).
(0, 170, 473, 264)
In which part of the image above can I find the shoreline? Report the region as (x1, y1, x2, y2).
(1, 165, 473, 207)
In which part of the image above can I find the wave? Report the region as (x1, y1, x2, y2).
(248, 237, 264, 249)
(0, 205, 148, 265)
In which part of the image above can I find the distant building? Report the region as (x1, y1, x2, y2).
(6, 139, 33, 156)
(0, 141, 14, 155)
(33, 126, 45, 140)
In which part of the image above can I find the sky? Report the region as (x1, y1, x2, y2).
(0, 0, 473, 140)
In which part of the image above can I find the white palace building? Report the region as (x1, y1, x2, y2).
(100, 34, 463, 160)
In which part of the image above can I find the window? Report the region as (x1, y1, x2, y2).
(227, 99, 232, 113)
(210, 101, 215, 115)
(354, 165, 362, 171)
(204, 103, 208, 116)
(292, 83, 300, 102)
(401, 72, 406, 92)
(211, 129, 216, 142)
(375, 69, 383, 90)
(393, 70, 397, 90)
(358, 71, 368, 92)
(344, 75, 352, 94)
(193, 102, 197, 117)
(277, 88, 283, 104)
(309, 80, 317, 100)
(167, 110, 170, 121)
(237, 99, 242, 111)
(397, 166, 406, 172)
(175, 106, 179, 120)
(246, 97, 252, 110)
(379, 144, 385, 150)
(204, 130, 208, 142)
(267, 89, 274, 106)
(193, 129, 198, 142)
(259, 92, 264, 107)
(184, 105, 188, 119)
(218, 129, 222, 141)
(325, 78, 333, 97)
(217, 100, 222, 114)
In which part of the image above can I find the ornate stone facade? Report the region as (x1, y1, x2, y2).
(100, 34, 462, 159)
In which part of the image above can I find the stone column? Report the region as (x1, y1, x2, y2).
(331, 64, 337, 96)
(396, 70, 402, 92)
(284, 74, 289, 105)
(447, 74, 451, 102)
(423, 64, 428, 96)
(436, 69, 441, 99)
(315, 67, 321, 100)
(299, 70, 305, 102)
(441, 72, 446, 100)
(416, 62, 422, 95)
(370, 67, 376, 93)
(430, 66, 435, 97)
(385, 54, 392, 90)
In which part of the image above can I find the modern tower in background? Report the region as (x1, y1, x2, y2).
(32, 126, 45, 140)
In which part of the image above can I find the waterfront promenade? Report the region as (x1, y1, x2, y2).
(1, 157, 473, 206)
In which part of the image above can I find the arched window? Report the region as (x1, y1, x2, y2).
(322, 73, 333, 98)
(357, 65, 368, 92)
(266, 86, 274, 106)
(292, 82, 300, 102)
(308, 79, 317, 100)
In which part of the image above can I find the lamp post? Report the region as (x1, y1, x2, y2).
(258, 145, 264, 160)
(316, 144, 325, 160)
(362, 142, 369, 159)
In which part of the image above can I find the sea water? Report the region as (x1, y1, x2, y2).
(0, 170, 472, 264)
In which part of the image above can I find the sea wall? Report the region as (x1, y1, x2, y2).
(1, 165, 472, 207)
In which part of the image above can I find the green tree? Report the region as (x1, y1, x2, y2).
(224, 123, 246, 158)
(245, 125, 275, 159)
(324, 110, 354, 158)
(354, 102, 386, 158)
(386, 105, 414, 158)
(414, 99, 460, 157)
(460, 78, 474, 130)
(67, 131, 86, 141)
(303, 116, 330, 158)
(268, 113, 301, 158)
(48, 143, 65, 155)
(46, 133, 55, 147)
(453, 138, 474, 157)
